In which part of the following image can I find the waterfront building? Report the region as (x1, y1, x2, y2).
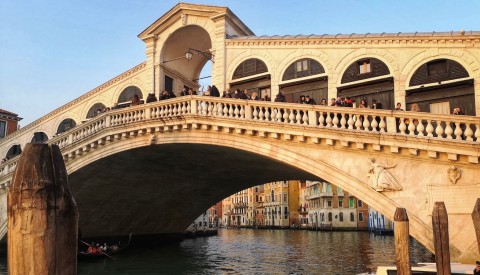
(305, 181, 369, 230)
(0, 109, 22, 161)
(263, 181, 297, 228)
(221, 196, 233, 227)
(222, 189, 249, 227)
(186, 210, 210, 233)
(208, 202, 222, 228)
(297, 181, 309, 228)
(247, 185, 264, 227)
(368, 207, 393, 234)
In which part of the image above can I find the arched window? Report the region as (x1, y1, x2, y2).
(117, 86, 143, 107)
(5, 144, 22, 160)
(232, 58, 268, 79)
(282, 58, 325, 81)
(86, 103, 107, 119)
(56, 119, 77, 135)
(328, 212, 332, 222)
(339, 212, 344, 222)
(350, 212, 355, 222)
(31, 132, 48, 144)
(341, 58, 390, 84)
(409, 59, 469, 87)
(271, 190, 275, 202)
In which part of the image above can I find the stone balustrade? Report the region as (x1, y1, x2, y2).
(0, 95, 479, 187)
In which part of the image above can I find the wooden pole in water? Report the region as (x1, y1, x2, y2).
(472, 198, 480, 255)
(8, 144, 79, 275)
(432, 202, 451, 275)
(394, 207, 411, 275)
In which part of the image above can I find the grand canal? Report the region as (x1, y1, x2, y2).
(0, 229, 432, 274)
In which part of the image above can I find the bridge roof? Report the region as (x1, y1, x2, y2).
(229, 30, 480, 40)
(138, 2, 254, 40)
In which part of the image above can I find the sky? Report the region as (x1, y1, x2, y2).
(1, 0, 479, 126)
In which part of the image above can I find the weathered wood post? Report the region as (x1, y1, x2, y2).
(394, 207, 411, 275)
(472, 198, 480, 255)
(8, 144, 79, 275)
(432, 202, 451, 275)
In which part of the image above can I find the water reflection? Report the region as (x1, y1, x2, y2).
(0, 229, 432, 274)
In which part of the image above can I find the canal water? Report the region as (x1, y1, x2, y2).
(0, 229, 432, 274)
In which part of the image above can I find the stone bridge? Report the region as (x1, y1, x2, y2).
(0, 96, 479, 262)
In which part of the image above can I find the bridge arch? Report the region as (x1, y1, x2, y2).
(64, 122, 436, 257)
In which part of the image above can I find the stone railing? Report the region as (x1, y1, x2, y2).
(1, 95, 479, 185)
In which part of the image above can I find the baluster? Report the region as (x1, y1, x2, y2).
(454, 122, 462, 140)
(363, 116, 371, 131)
(408, 120, 416, 135)
(264, 108, 270, 121)
(354, 115, 362, 130)
(302, 112, 308, 125)
(332, 113, 340, 128)
(347, 114, 354, 130)
(445, 121, 453, 139)
(378, 116, 387, 132)
(475, 124, 480, 142)
(426, 120, 434, 137)
(416, 120, 425, 136)
(340, 114, 346, 129)
(240, 105, 245, 118)
(208, 102, 214, 116)
(181, 103, 186, 114)
(198, 102, 203, 115)
(276, 109, 283, 122)
(435, 121, 445, 138)
(399, 118, 407, 134)
(173, 104, 178, 116)
(218, 104, 224, 117)
(294, 111, 301, 125)
(371, 116, 378, 132)
(229, 105, 234, 117)
(234, 105, 239, 118)
(253, 107, 259, 120)
(318, 112, 325, 127)
(464, 123, 474, 141)
(223, 104, 229, 117)
(271, 108, 276, 122)
(289, 110, 295, 124)
(259, 108, 265, 121)
(326, 113, 332, 127)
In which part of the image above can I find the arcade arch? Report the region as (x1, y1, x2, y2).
(86, 103, 107, 119)
(406, 58, 475, 115)
(338, 57, 393, 109)
(280, 58, 327, 104)
(117, 86, 143, 108)
(31, 132, 48, 144)
(230, 58, 271, 100)
(56, 118, 77, 135)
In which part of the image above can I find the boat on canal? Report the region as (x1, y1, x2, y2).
(376, 262, 476, 274)
(78, 233, 132, 259)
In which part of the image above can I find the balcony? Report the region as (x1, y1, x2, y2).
(320, 192, 333, 197)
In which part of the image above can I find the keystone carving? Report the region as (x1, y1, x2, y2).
(447, 165, 461, 184)
(367, 158, 402, 192)
(150, 134, 158, 145)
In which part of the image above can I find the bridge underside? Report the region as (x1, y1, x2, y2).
(69, 144, 318, 238)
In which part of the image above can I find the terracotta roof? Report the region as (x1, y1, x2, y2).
(0, 109, 18, 117)
(230, 31, 480, 40)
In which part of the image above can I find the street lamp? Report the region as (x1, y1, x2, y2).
(163, 48, 214, 64)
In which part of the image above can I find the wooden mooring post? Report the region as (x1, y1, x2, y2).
(394, 207, 411, 275)
(432, 202, 451, 275)
(8, 144, 79, 275)
(473, 198, 480, 255)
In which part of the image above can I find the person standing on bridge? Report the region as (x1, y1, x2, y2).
(131, 94, 140, 106)
(474, 261, 480, 275)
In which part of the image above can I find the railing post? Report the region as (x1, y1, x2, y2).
(145, 106, 151, 120)
(245, 103, 252, 120)
(308, 109, 318, 126)
(394, 207, 411, 275)
(432, 202, 451, 275)
(472, 198, 480, 255)
(68, 133, 74, 145)
(191, 99, 198, 115)
(105, 114, 111, 127)
(386, 116, 397, 134)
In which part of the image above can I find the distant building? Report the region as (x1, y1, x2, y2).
(368, 207, 394, 234)
(0, 109, 22, 139)
(1, 109, 23, 162)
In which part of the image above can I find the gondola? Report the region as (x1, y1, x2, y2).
(78, 233, 132, 259)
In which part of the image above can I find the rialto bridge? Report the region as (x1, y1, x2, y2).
(1, 3, 480, 263)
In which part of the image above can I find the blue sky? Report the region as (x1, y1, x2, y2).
(1, 0, 479, 126)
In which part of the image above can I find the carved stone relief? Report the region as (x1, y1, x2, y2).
(367, 158, 402, 192)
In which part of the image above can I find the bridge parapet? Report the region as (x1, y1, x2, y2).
(1, 95, 479, 187)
